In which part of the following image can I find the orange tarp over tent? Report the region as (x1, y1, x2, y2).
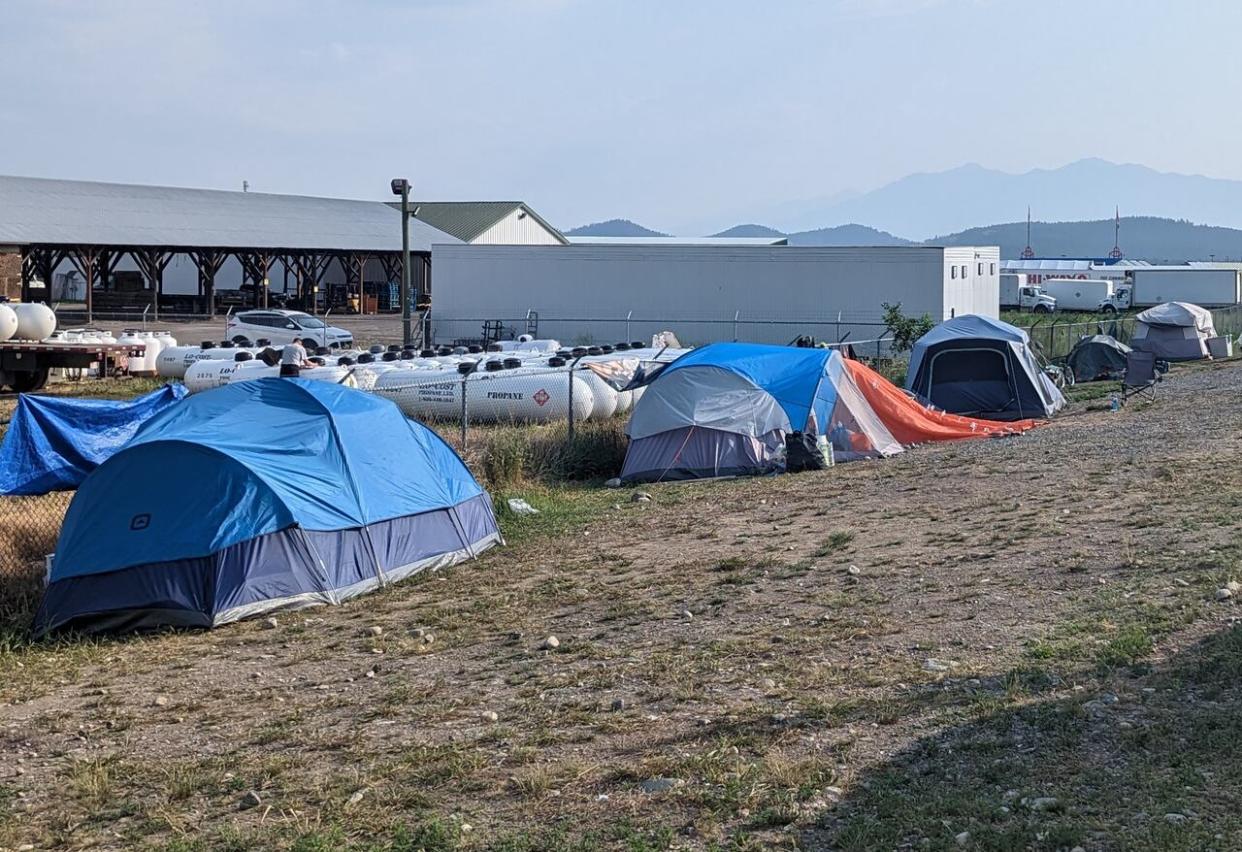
(843, 358, 1043, 444)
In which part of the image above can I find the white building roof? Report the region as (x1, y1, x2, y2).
(1001, 259, 1093, 272)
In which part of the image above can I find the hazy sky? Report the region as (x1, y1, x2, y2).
(4, 0, 1241, 233)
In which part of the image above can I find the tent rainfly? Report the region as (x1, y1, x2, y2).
(620, 343, 902, 483)
(36, 379, 500, 635)
(1132, 302, 1216, 361)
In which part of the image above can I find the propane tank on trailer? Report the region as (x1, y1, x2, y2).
(134, 331, 161, 376)
(12, 303, 56, 341)
(117, 330, 147, 374)
(0, 305, 17, 342)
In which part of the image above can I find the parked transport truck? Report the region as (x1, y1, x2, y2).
(1000, 273, 1057, 312)
(1100, 268, 1241, 313)
(1041, 278, 1114, 312)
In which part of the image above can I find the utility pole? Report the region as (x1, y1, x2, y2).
(391, 178, 412, 345)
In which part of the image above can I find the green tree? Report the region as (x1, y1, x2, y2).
(881, 302, 935, 353)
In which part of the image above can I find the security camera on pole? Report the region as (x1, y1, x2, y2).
(390, 178, 412, 346)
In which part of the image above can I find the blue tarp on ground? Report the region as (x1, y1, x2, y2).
(36, 378, 500, 635)
(0, 384, 187, 496)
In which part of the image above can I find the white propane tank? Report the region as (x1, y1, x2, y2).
(183, 359, 238, 393)
(0, 305, 19, 342)
(135, 332, 161, 376)
(304, 364, 351, 386)
(225, 360, 279, 385)
(157, 345, 213, 378)
(156, 331, 177, 351)
(556, 365, 617, 420)
(376, 366, 594, 424)
(116, 330, 145, 374)
(344, 361, 402, 391)
(12, 303, 56, 341)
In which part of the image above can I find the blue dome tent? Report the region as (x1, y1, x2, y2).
(35, 379, 500, 635)
(905, 315, 1065, 421)
(620, 343, 901, 483)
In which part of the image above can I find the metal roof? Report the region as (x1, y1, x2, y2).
(0, 175, 461, 252)
(1001, 259, 1092, 271)
(403, 201, 568, 244)
(568, 236, 789, 246)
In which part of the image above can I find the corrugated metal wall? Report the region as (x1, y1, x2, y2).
(431, 245, 999, 347)
(473, 209, 564, 245)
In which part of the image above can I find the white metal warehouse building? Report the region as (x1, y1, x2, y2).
(430, 244, 1000, 347)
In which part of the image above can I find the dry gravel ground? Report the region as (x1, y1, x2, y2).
(1, 361, 1242, 850)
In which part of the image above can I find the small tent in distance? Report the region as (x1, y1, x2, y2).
(905, 315, 1065, 421)
(620, 343, 902, 483)
(1131, 302, 1216, 361)
(1065, 334, 1131, 383)
(36, 378, 500, 636)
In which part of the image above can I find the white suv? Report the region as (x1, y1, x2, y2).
(227, 310, 354, 348)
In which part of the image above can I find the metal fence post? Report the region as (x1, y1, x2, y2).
(567, 359, 576, 444)
(626, 310, 632, 343)
(733, 310, 740, 342)
(459, 372, 469, 449)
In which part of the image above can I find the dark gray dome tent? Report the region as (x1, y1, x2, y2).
(1065, 334, 1131, 382)
(905, 315, 1064, 421)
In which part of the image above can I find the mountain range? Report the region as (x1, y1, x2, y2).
(564, 159, 1242, 259)
(564, 219, 669, 238)
(566, 215, 1242, 262)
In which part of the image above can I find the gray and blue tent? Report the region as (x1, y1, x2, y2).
(620, 343, 901, 483)
(35, 379, 500, 635)
(905, 315, 1065, 421)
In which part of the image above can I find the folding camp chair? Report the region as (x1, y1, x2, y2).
(1120, 350, 1160, 404)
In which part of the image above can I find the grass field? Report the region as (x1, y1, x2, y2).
(1, 362, 1240, 850)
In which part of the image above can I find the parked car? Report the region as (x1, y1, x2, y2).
(226, 310, 353, 348)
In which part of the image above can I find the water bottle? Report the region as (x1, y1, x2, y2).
(817, 434, 834, 467)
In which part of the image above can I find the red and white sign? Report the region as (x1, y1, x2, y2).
(533, 389, 550, 407)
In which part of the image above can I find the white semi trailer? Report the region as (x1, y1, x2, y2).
(1041, 279, 1115, 312)
(1102, 268, 1241, 313)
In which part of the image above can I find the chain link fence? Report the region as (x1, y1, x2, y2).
(1021, 304, 1242, 361)
(428, 312, 898, 352)
(0, 491, 71, 623)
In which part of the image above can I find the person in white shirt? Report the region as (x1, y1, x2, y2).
(280, 341, 311, 378)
